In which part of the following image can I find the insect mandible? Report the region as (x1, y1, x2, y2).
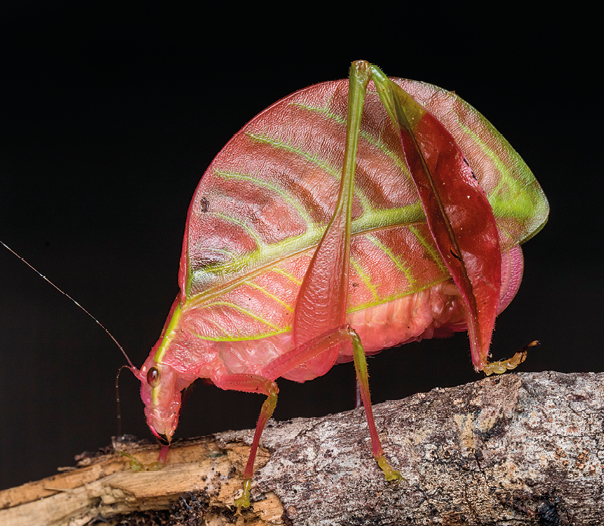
(127, 60, 549, 508)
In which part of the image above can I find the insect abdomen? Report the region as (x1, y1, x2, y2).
(344, 280, 465, 359)
(210, 280, 464, 383)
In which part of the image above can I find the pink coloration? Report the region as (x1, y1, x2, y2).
(135, 352, 192, 442)
(158, 445, 169, 464)
(127, 64, 547, 497)
(498, 245, 524, 314)
(373, 76, 501, 372)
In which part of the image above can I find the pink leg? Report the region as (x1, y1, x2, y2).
(264, 325, 402, 479)
(219, 325, 401, 508)
(214, 374, 278, 509)
(348, 328, 403, 481)
(220, 64, 402, 508)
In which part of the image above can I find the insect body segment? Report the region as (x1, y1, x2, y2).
(135, 61, 548, 507)
(137, 358, 183, 444)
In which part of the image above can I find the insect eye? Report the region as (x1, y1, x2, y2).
(147, 367, 160, 388)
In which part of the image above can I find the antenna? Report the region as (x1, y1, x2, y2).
(1, 240, 135, 370)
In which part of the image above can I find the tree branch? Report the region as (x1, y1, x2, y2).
(1, 371, 603, 525)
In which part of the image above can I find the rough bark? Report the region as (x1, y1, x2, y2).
(1, 371, 603, 525)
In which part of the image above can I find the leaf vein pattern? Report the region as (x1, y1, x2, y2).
(350, 257, 379, 300)
(204, 316, 235, 339)
(190, 208, 426, 298)
(245, 131, 373, 211)
(243, 280, 294, 312)
(270, 267, 302, 286)
(347, 280, 449, 314)
(189, 328, 290, 342)
(365, 233, 416, 284)
(457, 122, 537, 221)
(459, 122, 529, 184)
(408, 225, 448, 274)
(291, 101, 410, 174)
(212, 212, 265, 247)
(213, 170, 314, 225)
(200, 301, 281, 330)
(201, 246, 237, 258)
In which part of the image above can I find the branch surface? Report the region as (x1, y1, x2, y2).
(1, 371, 603, 525)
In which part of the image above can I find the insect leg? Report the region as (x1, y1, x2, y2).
(348, 328, 403, 481)
(291, 60, 369, 350)
(482, 340, 539, 376)
(213, 374, 278, 509)
(262, 325, 402, 481)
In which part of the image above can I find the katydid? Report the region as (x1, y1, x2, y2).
(128, 60, 548, 508)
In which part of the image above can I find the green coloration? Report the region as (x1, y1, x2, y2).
(371, 66, 426, 128)
(459, 121, 548, 243)
(172, 63, 548, 345)
(236, 379, 279, 508)
(377, 455, 405, 481)
(350, 202, 424, 233)
(189, 326, 290, 343)
(408, 225, 448, 274)
(153, 303, 182, 365)
(346, 280, 449, 316)
(350, 257, 379, 300)
(244, 280, 294, 312)
(196, 246, 235, 258)
(142, 61, 546, 511)
(246, 131, 374, 211)
(187, 279, 447, 342)
(187, 202, 426, 297)
(198, 301, 283, 330)
(365, 232, 416, 284)
(214, 169, 314, 225)
(246, 131, 339, 179)
(149, 62, 548, 505)
(270, 267, 302, 286)
(197, 317, 235, 340)
(349, 326, 403, 481)
(119, 451, 164, 472)
(290, 60, 369, 346)
(290, 101, 347, 125)
(212, 211, 266, 248)
(235, 478, 252, 509)
(291, 100, 411, 174)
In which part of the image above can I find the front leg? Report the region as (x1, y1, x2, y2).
(213, 374, 278, 509)
(221, 325, 402, 509)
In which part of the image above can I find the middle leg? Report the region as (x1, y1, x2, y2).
(263, 324, 402, 481)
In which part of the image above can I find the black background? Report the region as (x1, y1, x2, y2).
(0, 4, 600, 491)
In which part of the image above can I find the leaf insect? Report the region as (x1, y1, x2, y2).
(4, 60, 548, 508)
(132, 60, 548, 508)
(126, 60, 549, 507)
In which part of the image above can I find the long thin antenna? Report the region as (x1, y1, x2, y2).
(115, 365, 133, 437)
(1, 240, 135, 369)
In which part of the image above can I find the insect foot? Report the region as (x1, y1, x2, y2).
(234, 478, 252, 510)
(118, 451, 165, 471)
(483, 340, 539, 376)
(376, 455, 405, 482)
